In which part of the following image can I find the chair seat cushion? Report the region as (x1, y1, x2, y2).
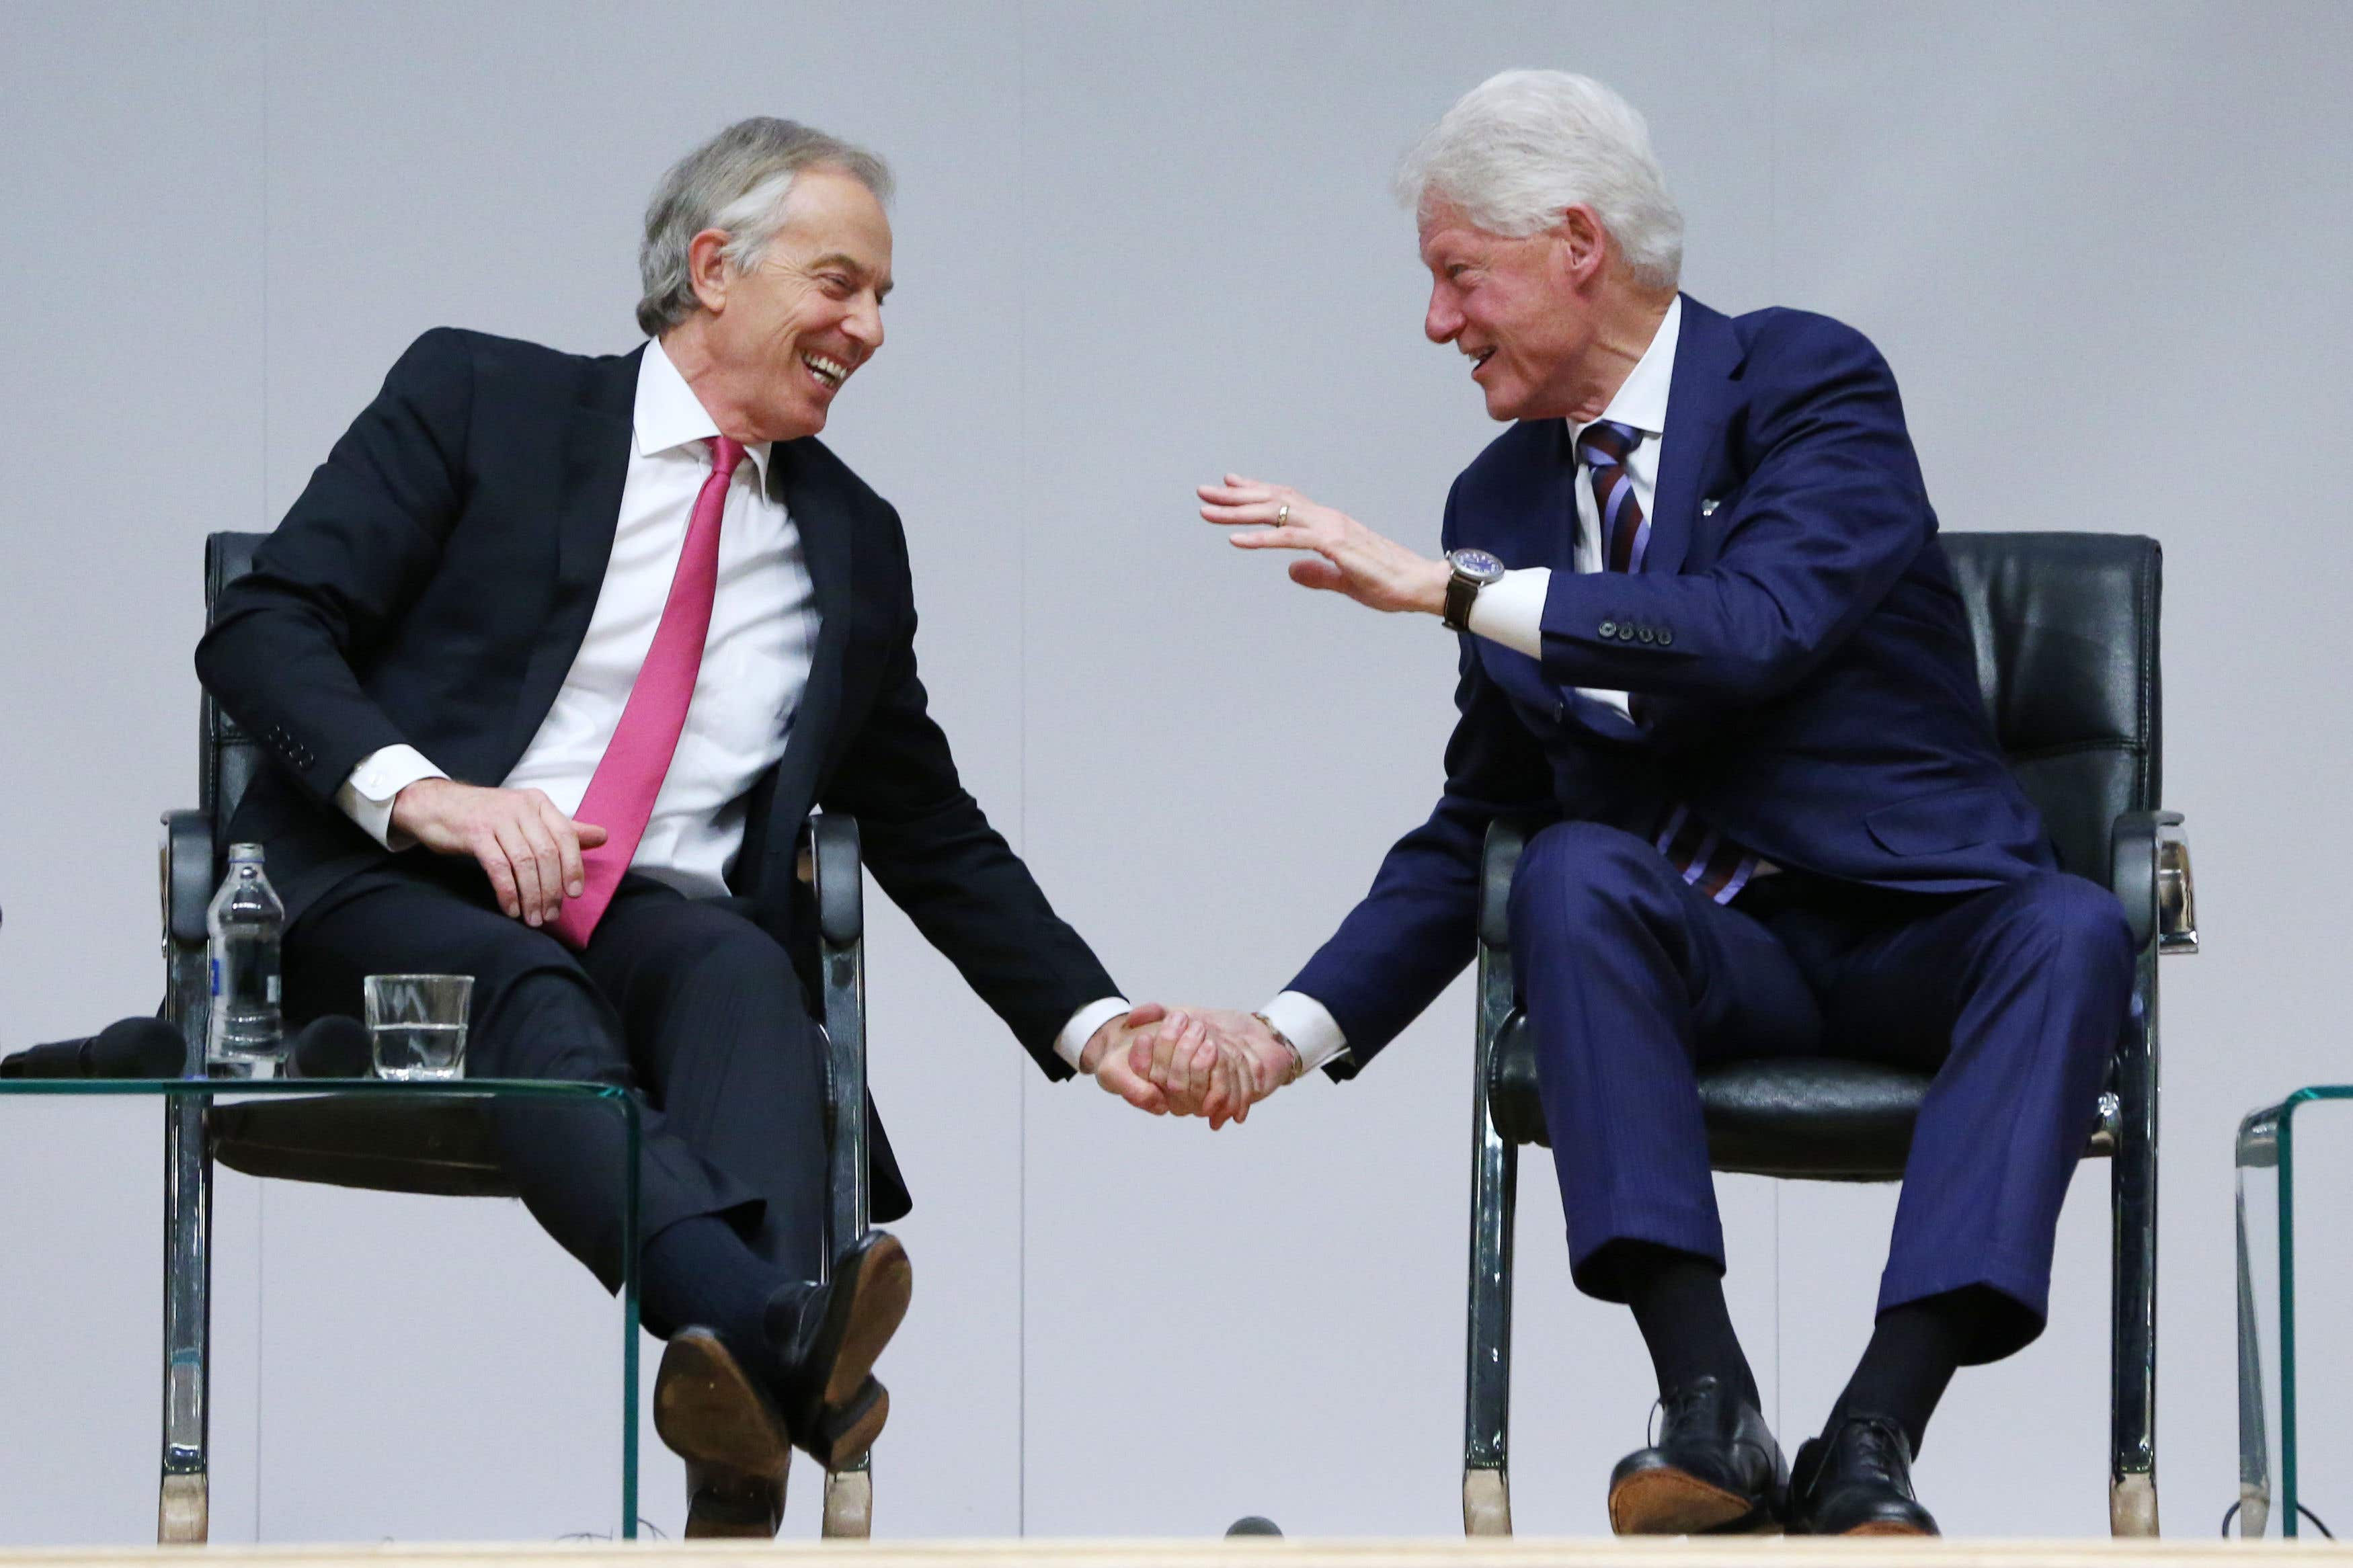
(210, 1097, 520, 1198)
(1487, 1012, 1928, 1181)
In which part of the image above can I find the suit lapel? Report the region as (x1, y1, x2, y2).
(1644, 296, 1743, 579)
(762, 437, 854, 835)
(508, 347, 642, 764)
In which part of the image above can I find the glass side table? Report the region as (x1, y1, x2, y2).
(2237, 1085, 2353, 1539)
(0, 1076, 641, 1541)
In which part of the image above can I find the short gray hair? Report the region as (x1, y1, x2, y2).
(636, 117, 894, 337)
(1395, 71, 1683, 290)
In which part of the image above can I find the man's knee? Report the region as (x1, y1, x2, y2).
(1509, 821, 1673, 941)
(482, 966, 629, 1084)
(666, 911, 806, 1014)
(1989, 874, 2133, 975)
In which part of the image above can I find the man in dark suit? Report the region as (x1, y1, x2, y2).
(196, 118, 1172, 1535)
(1146, 71, 2133, 1535)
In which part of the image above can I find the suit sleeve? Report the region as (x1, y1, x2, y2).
(1285, 483, 1558, 1073)
(194, 329, 475, 804)
(821, 531, 1118, 1080)
(1538, 319, 1933, 702)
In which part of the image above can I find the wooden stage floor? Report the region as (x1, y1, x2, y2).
(4, 1540, 2350, 1567)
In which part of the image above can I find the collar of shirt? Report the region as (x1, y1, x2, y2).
(636, 335, 774, 488)
(1569, 292, 1682, 446)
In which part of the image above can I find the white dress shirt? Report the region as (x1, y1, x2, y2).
(335, 338, 1123, 1065)
(1262, 299, 1687, 1074)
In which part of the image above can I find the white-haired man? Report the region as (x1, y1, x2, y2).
(197, 118, 1174, 1534)
(1142, 71, 2132, 1536)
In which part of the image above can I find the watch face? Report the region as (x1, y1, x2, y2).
(1451, 548, 1507, 583)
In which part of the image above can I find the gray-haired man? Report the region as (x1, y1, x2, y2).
(196, 118, 1172, 1533)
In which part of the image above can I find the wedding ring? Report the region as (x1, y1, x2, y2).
(1274, 503, 1291, 529)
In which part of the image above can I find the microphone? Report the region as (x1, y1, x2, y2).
(1, 1017, 189, 1079)
(285, 1014, 372, 1079)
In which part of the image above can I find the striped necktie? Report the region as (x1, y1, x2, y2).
(1574, 420, 1760, 907)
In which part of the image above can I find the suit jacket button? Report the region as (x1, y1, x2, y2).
(1659, 628, 1674, 646)
(1619, 624, 1636, 641)
(1599, 620, 1617, 638)
(1638, 626, 1654, 644)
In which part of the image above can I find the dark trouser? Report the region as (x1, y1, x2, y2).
(283, 862, 830, 1293)
(1507, 821, 2133, 1362)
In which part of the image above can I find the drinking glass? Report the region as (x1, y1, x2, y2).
(362, 973, 473, 1081)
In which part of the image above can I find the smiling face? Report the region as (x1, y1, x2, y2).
(1418, 200, 1601, 423)
(684, 167, 894, 443)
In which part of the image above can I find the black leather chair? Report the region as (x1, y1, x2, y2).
(1458, 532, 2198, 1538)
(156, 532, 880, 1542)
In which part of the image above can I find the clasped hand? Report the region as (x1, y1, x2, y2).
(1082, 1003, 1295, 1130)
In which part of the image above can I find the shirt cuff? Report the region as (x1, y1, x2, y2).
(1057, 996, 1133, 1072)
(335, 744, 447, 852)
(1259, 990, 1348, 1073)
(1466, 567, 1548, 659)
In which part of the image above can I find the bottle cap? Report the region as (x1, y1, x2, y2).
(228, 842, 266, 863)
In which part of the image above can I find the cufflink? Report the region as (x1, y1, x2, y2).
(1701, 498, 1720, 516)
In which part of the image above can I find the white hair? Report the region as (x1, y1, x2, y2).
(1395, 70, 1683, 290)
(636, 117, 893, 337)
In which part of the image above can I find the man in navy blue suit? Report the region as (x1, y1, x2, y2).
(1146, 71, 2133, 1535)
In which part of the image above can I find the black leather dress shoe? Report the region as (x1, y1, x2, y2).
(1607, 1375, 1786, 1534)
(1788, 1414, 1940, 1536)
(653, 1329, 793, 1538)
(771, 1229, 914, 1469)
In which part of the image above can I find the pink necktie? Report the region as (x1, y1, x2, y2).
(552, 435, 744, 946)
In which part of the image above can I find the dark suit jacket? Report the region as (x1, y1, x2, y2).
(1291, 295, 2055, 1071)
(196, 327, 1118, 1093)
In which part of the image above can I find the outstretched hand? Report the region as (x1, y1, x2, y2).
(1199, 474, 1448, 617)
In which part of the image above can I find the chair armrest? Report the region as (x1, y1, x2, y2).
(1479, 820, 1531, 950)
(2110, 810, 2196, 955)
(811, 814, 863, 948)
(161, 809, 214, 947)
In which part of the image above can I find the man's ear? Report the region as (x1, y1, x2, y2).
(686, 228, 733, 315)
(1552, 205, 1609, 288)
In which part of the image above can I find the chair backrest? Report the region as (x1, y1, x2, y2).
(201, 532, 271, 865)
(1942, 532, 2161, 880)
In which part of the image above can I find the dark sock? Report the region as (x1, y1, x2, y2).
(642, 1215, 805, 1395)
(1827, 1287, 1990, 1456)
(1611, 1241, 1760, 1408)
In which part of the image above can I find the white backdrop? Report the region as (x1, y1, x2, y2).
(3, 0, 2350, 1544)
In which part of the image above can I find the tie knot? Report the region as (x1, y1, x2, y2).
(710, 435, 746, 480)
(1577, 419, 1641, 469)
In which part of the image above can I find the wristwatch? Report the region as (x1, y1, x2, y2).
(1442, 548, 1508, 632)
(1251, 1012, 1307, 1083)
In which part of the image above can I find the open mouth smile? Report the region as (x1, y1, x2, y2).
(802, 352, 850, 390)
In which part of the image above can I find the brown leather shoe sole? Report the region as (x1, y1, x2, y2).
(813, 1376, 891, 1469)
(1843, 1519, 1936, 1536)
(654, 1329, 791, 1539)
(820, 1233, 913, 1409)
(1609, 1465, 1771, 1535)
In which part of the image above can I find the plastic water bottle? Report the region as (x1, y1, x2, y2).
(206, 843, 285, 1078)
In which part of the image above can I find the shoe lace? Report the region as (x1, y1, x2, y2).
(1843, 1415, 1911, 1479)
(1649, 1379, 1719, 1447)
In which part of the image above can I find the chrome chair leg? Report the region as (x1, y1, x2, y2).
(159, 1091, 212, 1544)
(2235, 1106, 2280, 1538)
(159, 813, 213, 1544)
(1463, 861, 1519, 1537)
(2109, 966, 2159, 1538)
(812, 815, 875, 1540)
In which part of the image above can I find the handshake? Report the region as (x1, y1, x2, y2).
(1080, 1005, 1303, 1130)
